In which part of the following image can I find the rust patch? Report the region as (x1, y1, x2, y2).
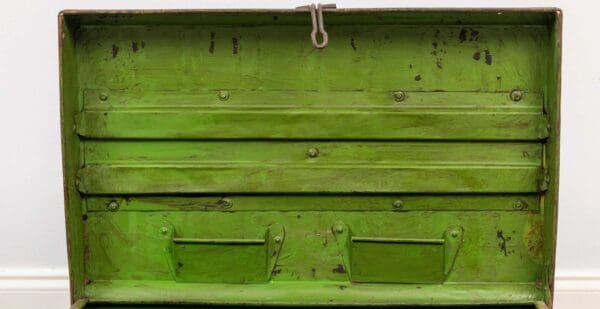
(131, 41, 138, 52)
(350, 37, 357, 51)
(484, 50, 492, 65)
(332, 264, 346, 273)
(524, 220, 544, 262)
(232, 37, 239, 54)
(111, 44, 119, 58)
(472, 51, 481, 61)
(209, 32, 215, 54)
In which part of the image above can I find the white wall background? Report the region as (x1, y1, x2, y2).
(0, 0, 597, 308)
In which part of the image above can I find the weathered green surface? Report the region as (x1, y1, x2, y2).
(60, 8, 561, 308)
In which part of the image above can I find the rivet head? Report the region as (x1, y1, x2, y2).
(218, 90, 230, 101)
(392, 200, 404, 209)
(335, 226, 344, 233)
(393, 91, 406, 102)
(308, 148, 320, 158)
(220, 198, 232, 207)
(160, 227, 169, 235)
(99, 93, 108, 101)
(107, 200, 119, 211)
(510, 90, 523, 102)
(513, 199, 526, 210)
(451, 230, 459, 238)
(274, 236, 282, 243)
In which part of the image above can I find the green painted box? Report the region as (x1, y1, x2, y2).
(59, 7, 562, 308)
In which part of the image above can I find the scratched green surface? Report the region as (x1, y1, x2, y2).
(60, 9, 561, 308)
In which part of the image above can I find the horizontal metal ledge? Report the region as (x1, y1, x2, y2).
(76, 165, 546, 194)
(83, 89, 544, 110)
(75, 110, 549, 140)
(84, 280, 544, 306)
(84, 140, 543, 168)
(85, 194, 541, 212)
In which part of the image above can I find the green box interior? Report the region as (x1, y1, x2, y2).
(60, 8, 561, 308)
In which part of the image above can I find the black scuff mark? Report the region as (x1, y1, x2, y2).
(414, 74, 422, 81)
(497, 230, 512, 256)
(209, 32, 215, 54)
(332, 264, 346, 274)
(472, 51, 481, 61)
(459, 28, 468, 43)
(350, 37, 357, 51)
(272, 265, 282, 276)
(484, 49, 492, 65)
(111, 44, 119, 58)
(232, 37, 239, 54)
(469, 29, 480, 41)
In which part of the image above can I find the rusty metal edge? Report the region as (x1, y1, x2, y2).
(58, 12, 76, 305)
(547, 8, 563, 309)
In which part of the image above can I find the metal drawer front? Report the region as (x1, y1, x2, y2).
(60, 8, 561, 308)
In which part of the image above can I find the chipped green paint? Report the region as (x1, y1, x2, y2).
(60, 8, 561, 308)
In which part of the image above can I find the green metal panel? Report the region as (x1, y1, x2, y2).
(59, 8, 561, 309)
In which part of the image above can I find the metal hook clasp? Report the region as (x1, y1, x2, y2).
(297, 3, 337, 49)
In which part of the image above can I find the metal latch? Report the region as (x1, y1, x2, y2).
(296, 3, 337, 49)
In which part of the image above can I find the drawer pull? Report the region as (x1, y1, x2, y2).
(160, 223, 285, 283)
(332, 222, 464, 284)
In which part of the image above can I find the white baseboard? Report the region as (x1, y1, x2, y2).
(0, 269, 598, 308)
(554, 272, 600, 308)
(0, 269, 70, 309)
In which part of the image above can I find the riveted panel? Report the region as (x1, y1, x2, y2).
(60, 8, 561, 308)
